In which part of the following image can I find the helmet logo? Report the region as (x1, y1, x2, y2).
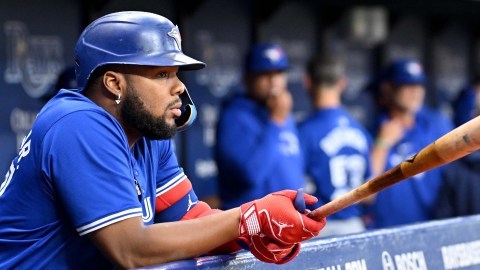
(168, 25, 182, 51)
(264, 48, 284, 63)
(407, 62, 422, 76)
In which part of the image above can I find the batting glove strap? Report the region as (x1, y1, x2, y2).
(239, 201, 261, 236)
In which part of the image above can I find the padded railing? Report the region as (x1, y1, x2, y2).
(138, 215, 480, 270)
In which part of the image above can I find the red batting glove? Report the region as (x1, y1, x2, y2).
(238, 235, 300, 264)
(239, 190, 326, 245)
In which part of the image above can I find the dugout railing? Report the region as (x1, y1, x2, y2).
(137, 214, 480, 269)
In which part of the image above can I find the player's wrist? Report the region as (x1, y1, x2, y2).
(373, 137, 393, 150)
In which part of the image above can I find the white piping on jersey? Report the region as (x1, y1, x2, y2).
(155, 172, 187, 196)
(142, 196, 153, 223)
(77, 208, 142, 236)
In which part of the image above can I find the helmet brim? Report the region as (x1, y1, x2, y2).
(165, 52, 206, 70)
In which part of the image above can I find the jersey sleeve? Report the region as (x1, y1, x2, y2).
(153, 140, 200, 222)
(42, 111, 142, 236)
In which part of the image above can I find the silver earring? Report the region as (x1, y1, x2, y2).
(115, 93, 121, 104)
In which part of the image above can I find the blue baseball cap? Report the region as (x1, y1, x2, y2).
(244, 43, 289, 73)
(383, 59, 426, 85)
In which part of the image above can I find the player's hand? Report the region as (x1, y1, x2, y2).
(375, 118, 406, 149)
(239, 190, 326, 245)
(267, 89, 292, 125)
(238, 234, 300, 264)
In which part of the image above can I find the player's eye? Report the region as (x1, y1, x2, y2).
(158, 72, 168, 79)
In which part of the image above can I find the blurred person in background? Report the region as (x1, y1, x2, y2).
(215, 43, 305, 209)
(367, 59, 453, 228)
(435, 76, 480, 218)
(299, 52, 372, 237)
(451, 75, 480, 127)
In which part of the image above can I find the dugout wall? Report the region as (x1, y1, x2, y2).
(138, 214, 480, 269)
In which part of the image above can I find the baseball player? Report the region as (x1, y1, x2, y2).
(298, 53, 372, 236)
(368, 59, 453, 228)
(0, 12, 326, 269)
(435, 78, 480, 218)
(215, 43, 305, 210)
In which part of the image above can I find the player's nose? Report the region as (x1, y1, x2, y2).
(171, 77, 185, 95)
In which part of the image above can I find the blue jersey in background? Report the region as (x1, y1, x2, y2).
(215, 94, 305, 209)
(370, 107, 453, 228)
(298, 107, 372, 220)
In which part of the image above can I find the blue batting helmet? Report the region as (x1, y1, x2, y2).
(244, 43, 289, 73)
(383, 59, 426, 85)
(74, 11, 206, 131)
(74, 11, 205, 89)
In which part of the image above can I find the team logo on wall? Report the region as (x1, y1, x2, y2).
(4, 21, 64, 98)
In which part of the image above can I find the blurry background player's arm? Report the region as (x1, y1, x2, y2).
(371, 118, 405, 176)
(367, 118, 405, 204)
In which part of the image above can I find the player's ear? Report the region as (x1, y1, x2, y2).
(103, 70, 125, 96)
(303, 74, 312, 92)
(338, 77, 347, 93)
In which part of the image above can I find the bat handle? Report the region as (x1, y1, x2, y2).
(307, 204, 329, 220)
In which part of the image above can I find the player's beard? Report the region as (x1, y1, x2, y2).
(121, 85, 177, 140)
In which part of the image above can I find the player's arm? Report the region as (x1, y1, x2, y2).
(153, 172, 242, 254)
(371, 118, 404, 176)
(87, 190, 325, 269)
(87, 208, 240, 268)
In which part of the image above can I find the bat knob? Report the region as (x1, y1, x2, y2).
(294, 188, 306, 213)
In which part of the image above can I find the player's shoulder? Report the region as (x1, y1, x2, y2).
(299, 108, 351, 129)
(34, 89, 120, 138)
(416, 106, 454, 135)
(39, 89, 105, 117)
(341, 110, 370, 134)
(139, 137, 172, 151)
(139, 137, 175, 159)
(221, 94, 258, 114)
(418, 106, 453, 126)
(218, 94, 265, 127)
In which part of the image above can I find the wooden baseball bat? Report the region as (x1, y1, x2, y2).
(308, 115, 480, 221)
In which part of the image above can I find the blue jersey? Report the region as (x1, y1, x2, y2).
(215, 95, 304, 209)
(0, 89, 199, 269)
(298, 108, 372, 220)
(370, 107, 453, 228)
(452, 85, 477, 127)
